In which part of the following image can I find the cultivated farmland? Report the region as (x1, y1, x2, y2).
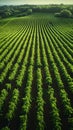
(0, 13, 73, 130)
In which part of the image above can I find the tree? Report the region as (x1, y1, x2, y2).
(27, 9, 32, 15)
(55, 9, 72, 18)
(60, 9, 72, 17)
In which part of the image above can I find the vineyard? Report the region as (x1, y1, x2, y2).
(0, 13, 73, 130)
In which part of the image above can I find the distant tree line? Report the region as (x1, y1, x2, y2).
(0, 4, 73, 18)
(0, 5, 33, 18)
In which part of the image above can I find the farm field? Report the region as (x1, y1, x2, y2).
(0, 13, 73, 130)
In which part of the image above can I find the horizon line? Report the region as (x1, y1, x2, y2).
(0, 3, 73, 6)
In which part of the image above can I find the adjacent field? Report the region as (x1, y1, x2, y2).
(0, 13, 73, 130)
